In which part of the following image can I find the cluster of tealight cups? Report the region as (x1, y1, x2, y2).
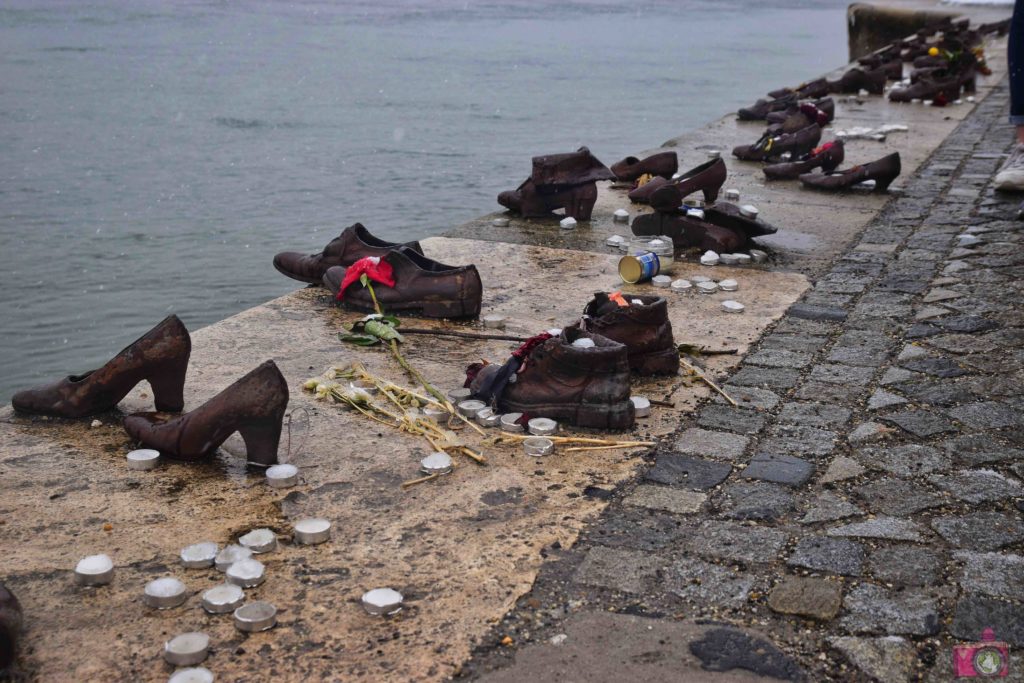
(103, 448, 403, 682)
(449, 387, 558, 457)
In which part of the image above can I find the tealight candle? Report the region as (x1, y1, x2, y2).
(722, 300, 746, 313)
(143, 577, 187, 609)
(126, 449, 159, 471)
(671, 279, 692, 292)
(739, 205, 759, 219)
(168, 668, 214, 683)
(362, 588, 404, 616)
(164, 632, 210, 667)
(75, 554, 114, 586)
(492, 217, 510, 227)
(734, 254, 752, 265)
(523, 437, 554, 457)
(215, 545, 253, 572)
(265, 463, 299, 489)
(238, 529, 277, 554)
(559, 217, 577, 230)
(631, 396, 652, 417)
(423, 405, 447, 419)
(719, 279, 739, 292)
(457, 400, 486, 417)
(447, 388, 472, 402)
(476, 408, 501, 428)
(293, 518, 331, 545)
(613, 209, 630, 223)
(233, 601, 277, 632)
(725, 188, 740, 201)
(718, 254, 739, 266)
(697, 281, 719, 294)
(652, 275, 672, 288)
(483, 314, 505, 329)
(226, 559, 266, 588)
(500, 413, 525, 433)
(420, 452, 453, 475)
(180, 542, 219, 569)
(528, 418, 558, 436)
(700, 250, 719, 266)
(201, 583, 245, 614)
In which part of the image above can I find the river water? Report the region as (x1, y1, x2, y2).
(0, 0, 850, 401)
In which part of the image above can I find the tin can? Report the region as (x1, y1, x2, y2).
(618, 252, 660, 284)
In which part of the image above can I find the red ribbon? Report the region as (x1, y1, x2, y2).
(335, 256, 396, 301)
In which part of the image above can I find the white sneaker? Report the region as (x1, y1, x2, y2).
(994, 143, 1024, 191)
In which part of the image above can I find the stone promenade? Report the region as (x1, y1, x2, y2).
(463, 84, 1024, 682)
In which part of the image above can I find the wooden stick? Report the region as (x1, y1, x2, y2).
(650, 399, 675, 408)
(679, 356, 737, 407)
(493, 434, 656, 447)
(564, 443, 652, 453)
(401, 473, 439, 489)
(459, 446, 486, 464)
(398, 327, 529, 343)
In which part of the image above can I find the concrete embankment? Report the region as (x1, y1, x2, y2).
(0, 3, 1013, 681)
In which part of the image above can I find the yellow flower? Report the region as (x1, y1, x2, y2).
(928, 47, 939, 57)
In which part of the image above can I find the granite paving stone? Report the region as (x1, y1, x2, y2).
(573, 546, 662, 594)
(645, 454, 733, 489)
(744, 349, 814, 370)
(931, 512, 1024, 551)
(794, 381, 862, 404)
(854, 478, 946, 515)
(717, 481, 796, 522)
(728, 366, 800, 390)
(827, 343, 892, 367)
(900, 356, 970, 378)
(819, 455, 867, 484)
(879, 367, 916, 386)
(773, 317, 834, 336)
(809, 364, 876, 387)
(759, 333, 830, 354)
(759, 424, 837, 458)
(867, 547, 944, 587)
(828, 636, 916, 683)
(622, 485, 707, 515)
(827, 517, 927, 543)
(854, 444, 951, 477)
(846, 422, 898, 445)
(938, 315, 1000, 333)
(800, 491, 864, 524)
(955, 551, 1024, 601)
(788, 303, 848, 322)
(880, 409, 957, 438)
(924, 333, 998, 354)
(787, 536, 865, 576)
(767, 576, 843, 621)
(943, 434, 1024, 466)
(840, 584, 941, 636)
(866, 389, 908, 411)
(716, 385, 780, 411)
(928, 469, 1024, 503)
(948, 401, 1024, 429)
(690, 521, 788, 564)
(951, 595, 1024, 647)
(688, 628, 804, 680)
(697, 405, 766, 435)
(667, 558, 755, 608)
(890, 379, 976, 406)
(672, 428, 750, 462)
(741, 453, 814, 487)
(778, 403, 852, 429)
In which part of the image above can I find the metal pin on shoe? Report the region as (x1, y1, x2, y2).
(201, 583, 245, 614)
(362, 588, 404, 616)
(75, 554, 114, 586)
(238, 529, 277, 554)
(180, 542, 219, 569)
(164, 632, 210, 667)
(293, 518, 331, 545)
(126, 449, 160, 471)
(266, 463, 299, 489)
(233, 601, 277, 632)
(143, 577, 188, 609)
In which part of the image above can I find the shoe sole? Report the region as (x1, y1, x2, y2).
(273, 260, 323, 285)
(500, 398, 635, 430)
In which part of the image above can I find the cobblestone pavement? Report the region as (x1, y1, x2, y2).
(461, 84, 1024, 682)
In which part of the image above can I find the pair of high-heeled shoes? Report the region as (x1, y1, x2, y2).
(274, 223, 483, 319)
(11, 316, 289, 465)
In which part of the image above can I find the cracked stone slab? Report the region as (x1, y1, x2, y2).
(867, 547, 944, 587)
(952, 594, 1024, 647)
(787, 536, 864, 576)
(916, 305, 951, 320)
(955, 551, 1024, 601)
(827, 517, 927, 543)
(828, 636, 916, 683)
(854, 444, 951, 477)
(928, 469, 1024, 504)
(778, 403, 851, 428)
(767, 576, 842, 621)
(690, 521, 788, 564)
(741, 453, 814, 487)
(800, 491, 864, 524)
(672, 428, 750, 462)
(867, 389, 908, 411)
(688, 628, 804, 680)
(717, 481, 796, 522)
(667, 558, 755, 608)
(948, 401, 1024, 430)
(879, 409, 957, 438)
(623, 485, 707, 515)
(854, 478, 946, 516)
(819, 455, 867, 483)
(840, 584, 940, 636)
(645, 454, 733, 490)
(931, 512, 1024, 551)
(573, 546, 663, 594)
(890, 379, 975, 406)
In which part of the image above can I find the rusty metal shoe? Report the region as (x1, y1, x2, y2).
(0, 582, 22, 672)
(765, 99, 834, 131)
(498, 178, 601, 220)
(573, 293, 678, 375)
(764, 140, 845, 180)
(737, 93, 797, 121)
(827, 66, 887, 94)
(273, 223, 423, 285)
(799, 152, 901, 192)
(123, 359, 288, 465)
(11, 315, 191, 418)
(471, 328, 635, 430)
(646, 157, 727, 211)
(732, 123, 821, 163)
(888, 69, 968, 102)
(610, 151, 679, 182)
(768, 78, 830, 100)
(323, 246, 482, 319)
(630, 211, 747, 253)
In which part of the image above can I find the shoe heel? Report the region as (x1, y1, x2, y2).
(239, 418, 283, 466)
(874, 174, 897, 192)
(702, 187, 720, 204)
(567, 183, 598, 221)
(149, 360, 188, 412)
(631, 348, 680, 376)
(575, 400, 635, 430)
(963, 75, 976, 94)
(822, 158, 841, 173)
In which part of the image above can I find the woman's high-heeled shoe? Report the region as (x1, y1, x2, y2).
(646, 157, 727, 211)
(0, 582, 22, 672)
(123, 360, 289, 465)
(799, 152, 901, 192)
(610, 151, 678, 182)
(737, 93, 797, 121)
(764, 140, 845, 180)
(11, 315, 191, 418)
(732, 123, 821, 162)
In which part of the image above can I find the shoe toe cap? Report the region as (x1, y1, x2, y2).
(322, 266, 346, 295)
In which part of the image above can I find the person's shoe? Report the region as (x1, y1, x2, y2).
(273, 223, 423, 285)
(764, 140, 845, 180)
(528, 146, 616, 187)
(799, 152, 901, 192)
(123, 360, 288, 465)
(703, 202, 780, 238)
(11, 315, 191, 418)
(828, 67, 887, 94)
(765, 99, 834, 127)
(573, 293, 678, 375)
(323, 246, 482, 319)
(732, 123, 821, 162)
(736, 93, 797, 121)
(610, 151, 678, 182)
(630, 211, 747, 253)
(888, 70, 965, 102)
(0, 582, 22, 672)
(994, 143, 1024, 192)
(498, 177, 601, 220)
(768, 78, 830, 100)
(471, 328, 635, 430)
(646, 157, 727, 210)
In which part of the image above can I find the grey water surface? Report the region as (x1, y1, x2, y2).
(0, 0, 849, 401)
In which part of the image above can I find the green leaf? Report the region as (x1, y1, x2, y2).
(359, 273, 369, 287)
(339, 332, 382, 346)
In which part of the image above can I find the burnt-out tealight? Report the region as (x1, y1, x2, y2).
(201, 583, 245, 614)
(475, 408, 501, 428)
(126, 448, 160, 471)
(226, 558, 266, 588)
(457, 400, 486, 418)
(725, 188, 740, 201)
(419, 452, 453, 475)
(293, 518, 331, 545)
(75, 554, 114, 586)
(500, 413, 525, 433)
(238, 529, 277, 554)
(613, 209, 630, 223)
(523, 437, 554, 457)
(163, 632, 210, 667)
(265, 463, 299, 489)
(168, 668, 215, 683)
(180, 542, 219, 569)
(143, 577, 188, 609)
(482, 314, 506, 329)
(527, 417, 557, 436)
(233, 601, 278, 632)
(361, 588, 404, 616)
(215, 545, 253, 572)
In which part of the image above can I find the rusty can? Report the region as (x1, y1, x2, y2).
(618, 252, 660, 284)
